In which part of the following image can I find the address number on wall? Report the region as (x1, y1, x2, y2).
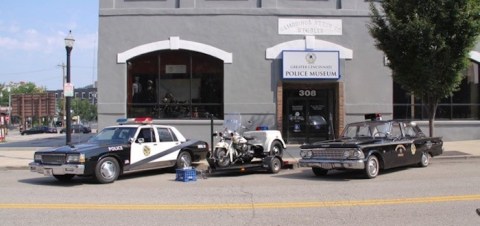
(298, 90, 317, 97)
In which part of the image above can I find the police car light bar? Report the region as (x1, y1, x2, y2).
(365, 113, 382, 121)
(116, 117, 153, 125)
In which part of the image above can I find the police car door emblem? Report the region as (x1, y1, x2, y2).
(411, 144, 416, 155)
(395, 144, 406, 157)
(143, 146, 151, 156)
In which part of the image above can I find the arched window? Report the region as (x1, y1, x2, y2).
(127, 50, 224, 119)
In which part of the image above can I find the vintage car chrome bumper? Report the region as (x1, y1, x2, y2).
(29, 162, 85, 175)
(298, 159, 365, 170)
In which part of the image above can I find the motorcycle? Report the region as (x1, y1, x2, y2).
(210, 124, 286, 168)
(212, 128, 256, 167)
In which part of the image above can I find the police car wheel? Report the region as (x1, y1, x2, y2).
(94, 157, 120, 184)
(419, 152, 431, 167)
(175, 151, 192, 169)
(364, 155, 379, 179)
(270, 141, 283, 158)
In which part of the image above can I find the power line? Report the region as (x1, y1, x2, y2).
(0, 67, 57, 76)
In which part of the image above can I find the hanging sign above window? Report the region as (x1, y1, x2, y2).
(282, 51, 340, 80)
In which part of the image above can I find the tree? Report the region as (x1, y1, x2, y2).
(72, 99, 97, 122)
(1, 82, 45, 98)
(1, 82, 47, 125)
(368, 0, 480, 136)
(57, 98, 97, 124)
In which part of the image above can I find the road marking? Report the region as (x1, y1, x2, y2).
(1, 194, 479, 210)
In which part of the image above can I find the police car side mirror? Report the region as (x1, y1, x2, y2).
(137, 138, 145, 143)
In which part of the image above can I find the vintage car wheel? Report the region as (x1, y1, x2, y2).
(312, 167, 328, 176)
(214, 148, 230, 167)
(53, 174, 75, 182)
(268, 157, 282, 174)
(364, 155, 379, 179)
(419, 152, 432, 167)
(94, 157, 120, 184)
(175, 151, 192, 169)
(270, 141, 283, 158)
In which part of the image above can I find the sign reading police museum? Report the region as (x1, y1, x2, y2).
(282, 51, 340, 80)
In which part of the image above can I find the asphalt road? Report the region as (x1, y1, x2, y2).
(1, 158, 479, 225)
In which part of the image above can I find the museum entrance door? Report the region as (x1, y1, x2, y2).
(284, 88, 335, 144)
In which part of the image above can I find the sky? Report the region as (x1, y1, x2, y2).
(0, 1, 98, 90)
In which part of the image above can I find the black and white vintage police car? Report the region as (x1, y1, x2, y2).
(29, 117, 208, 183)
(299, 114, 444, 179)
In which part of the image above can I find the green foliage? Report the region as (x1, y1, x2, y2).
(0, 82, 45, 106)
(57, 98, 97, 123)
(72, 99, 97, 122)
(368, 0, 480, 136)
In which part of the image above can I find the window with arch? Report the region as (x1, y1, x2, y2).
(127, 50, 224, 119)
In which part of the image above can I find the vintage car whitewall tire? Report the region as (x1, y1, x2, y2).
(95, 157, 120, 184)
(364, 155, 379, 179)
(419, 152, 432, 167)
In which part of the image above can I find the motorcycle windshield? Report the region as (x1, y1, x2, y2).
(224, 113, 242, 132)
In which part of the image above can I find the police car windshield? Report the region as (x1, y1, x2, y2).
(341, 121, 390, 139)
(88, 127, 138, 144)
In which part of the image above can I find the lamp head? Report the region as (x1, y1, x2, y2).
(64, 30, 75, 48)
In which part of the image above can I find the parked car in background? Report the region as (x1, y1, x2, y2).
(60, 124, 92, 134)
(21, 126, 57, 135)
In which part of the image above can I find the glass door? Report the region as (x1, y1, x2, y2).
(286, 98, 331, 144)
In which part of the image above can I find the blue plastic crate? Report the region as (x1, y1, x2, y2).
(175, 168, 197, 182)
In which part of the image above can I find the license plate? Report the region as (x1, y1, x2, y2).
(321, 163, 333, 169)
(43, 169, 53, 176)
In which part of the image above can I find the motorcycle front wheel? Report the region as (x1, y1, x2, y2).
(214, 148, 230, 167)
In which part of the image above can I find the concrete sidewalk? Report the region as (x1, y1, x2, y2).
(0, 131, 479, 170)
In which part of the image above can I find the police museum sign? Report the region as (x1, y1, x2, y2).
(282, 51, 340, 80)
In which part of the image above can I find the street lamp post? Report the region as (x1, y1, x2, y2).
(65, 31, 75, 145)
(7, 86, 11, 127)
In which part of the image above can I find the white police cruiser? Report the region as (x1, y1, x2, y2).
(29, 117, 208, 183)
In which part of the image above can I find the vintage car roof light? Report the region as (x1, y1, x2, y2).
(365, 113, 382, 121)
(116, 118, 128, 124)
(134, 117, 153, 124)
(116, 117, 153, 125)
